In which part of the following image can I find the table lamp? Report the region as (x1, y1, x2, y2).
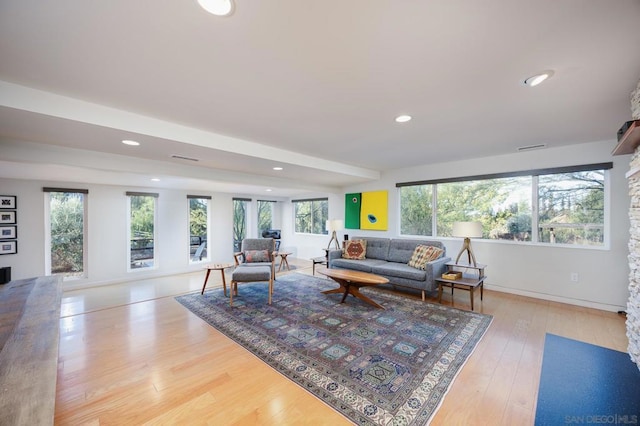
(325, 219, 344, 250)
(452, 221, 483, 266)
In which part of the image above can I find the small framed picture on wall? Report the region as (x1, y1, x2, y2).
(0, 211, 16, 225)
(0, 195, 16, 209)
(0, 226, 16, 240)
(0, 240, 17, 255)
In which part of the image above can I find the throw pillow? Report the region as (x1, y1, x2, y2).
(244, 249, 270, 263)
(342, 239, 367, 260)
(408, 245, 444, 270)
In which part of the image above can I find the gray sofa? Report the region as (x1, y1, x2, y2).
(328, 236, 450, 300)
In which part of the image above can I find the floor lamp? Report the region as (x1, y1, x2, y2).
(326, 219, 344, 250)
(452, 221, 483, 266)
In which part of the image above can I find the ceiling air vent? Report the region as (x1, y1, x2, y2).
(517, 144, 546, 152)
(171, 155, 199, 162)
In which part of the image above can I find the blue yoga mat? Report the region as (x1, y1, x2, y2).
(535, 334, 640, 425)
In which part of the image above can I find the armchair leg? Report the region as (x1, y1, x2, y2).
(268, 278, 273, 305)
(230, 280, 236, 306)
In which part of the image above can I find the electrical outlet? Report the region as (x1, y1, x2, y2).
(570, 272, 579, 282)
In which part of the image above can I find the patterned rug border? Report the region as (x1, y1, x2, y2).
(176, 273, 492, 425)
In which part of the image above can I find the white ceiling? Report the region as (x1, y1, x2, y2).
(1, 0, 639, 196)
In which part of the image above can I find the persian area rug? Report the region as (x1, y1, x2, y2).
(176, 273, 492, 425)
(535, 334, 640, 426)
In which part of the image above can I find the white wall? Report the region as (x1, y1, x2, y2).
(0, 178, 284, 290)
(1, 139, 631, 311)
(327, 140, 631, 311)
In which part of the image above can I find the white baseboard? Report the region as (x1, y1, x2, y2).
(484, 283, 627, 313)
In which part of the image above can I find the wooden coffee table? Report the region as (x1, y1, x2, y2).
(317, 267, 389, 309)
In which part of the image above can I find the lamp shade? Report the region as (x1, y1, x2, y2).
(326, 219, 344, 232)
(452, 221, 483, 238)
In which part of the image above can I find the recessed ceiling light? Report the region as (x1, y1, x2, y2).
(266, 189, 272, 192)
(524, 70, 554, 87)
(122, 139, 140, 146)
(151, 178, 160, 182)
(395, 115, 412, 123)
(273, 167, 283, 171)
(197, 0, 234, 16)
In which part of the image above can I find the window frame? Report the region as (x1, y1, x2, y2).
(233, 197, 250, 252)
(127, 192, 158, 271)
(257, 199, 275, 236)
(43, 187, 88, 280)
(188, 195, 211, 264)
(292, 198, 329, 235)
(396, 163, 612, 249)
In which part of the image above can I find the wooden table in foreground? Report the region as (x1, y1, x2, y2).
(316, 267, 389, 309)
(201, 263, 235, 295)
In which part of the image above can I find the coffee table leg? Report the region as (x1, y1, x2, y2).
(438, 282, 443, 303)
(322, 288, 344, 295)
(349, 285, 384, 309)
(470, 287, 474, 311)
(340, 284, 351, 303)
(201, 269, 212, 294)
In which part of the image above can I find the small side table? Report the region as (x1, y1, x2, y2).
(202, 263, 234, 295)
(277, 252, 292, 272)
(436, 262, 486, 311)
(312, 248, 330, 276)
(312, 256, 327, 275)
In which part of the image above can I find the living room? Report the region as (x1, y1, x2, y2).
(1, 1, 640, 424)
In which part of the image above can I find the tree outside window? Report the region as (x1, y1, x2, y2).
(538, 171, 604, 245)
(400, 185, 433, 236)
(294, 199, 328, 234)
(233, 198, 249, 252)
(258, 200, 274, 236)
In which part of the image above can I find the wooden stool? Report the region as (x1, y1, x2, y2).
(201, 263, 234, 295)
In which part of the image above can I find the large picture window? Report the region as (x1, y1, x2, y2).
(397, 163, 610, 247)
(127, 192, 157, 270)
(437, 176, 532, 241)
(44, 188, 87, 279)
(293, 198, 328, 234)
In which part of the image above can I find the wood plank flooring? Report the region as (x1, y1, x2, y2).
(55, 260, 628, 425)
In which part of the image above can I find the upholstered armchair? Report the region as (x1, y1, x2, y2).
(229, 238, 276, 306)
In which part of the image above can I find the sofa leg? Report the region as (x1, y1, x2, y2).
(422, 290, 425, 301)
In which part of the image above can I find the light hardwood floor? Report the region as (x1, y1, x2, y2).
(55, 259, 628, 425)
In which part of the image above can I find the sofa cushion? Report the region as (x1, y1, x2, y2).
(244, 249, 270, 263)
(343, 239, 366, 260)
(388, 239, 445, 263)
(331, 258, 386, 273)
(351, 236, 390, 260)
(408, 245, 444, 270)
(371, 263, 427, 281)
